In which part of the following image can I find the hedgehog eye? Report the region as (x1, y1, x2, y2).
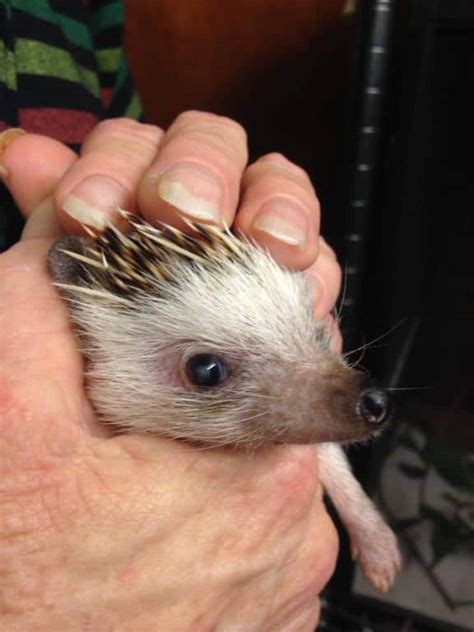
(185, 354, 229, 388)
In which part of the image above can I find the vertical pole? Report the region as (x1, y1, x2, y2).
(342, 0, 396, 348)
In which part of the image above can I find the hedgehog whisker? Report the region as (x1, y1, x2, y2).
(385, 386, 432, 392)
(334, 260, 349, 326)
(344, 318, 409, 360)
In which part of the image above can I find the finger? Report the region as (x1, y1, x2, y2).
(0, 131, 77, 218)
(53, 118, 163, 233)
(233, 153, 320, 270)
(307, 236, 342, 319)
(305, 237, 343, 351)
(138, 111, 248, 229)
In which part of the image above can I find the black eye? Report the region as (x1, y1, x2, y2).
(185, 354, 229, 388)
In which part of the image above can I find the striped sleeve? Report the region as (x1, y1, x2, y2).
(0, 0, 144, 250)
(90, 0, 144, 120)
(0, 0, 143, 146)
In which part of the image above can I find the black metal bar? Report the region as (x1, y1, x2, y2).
(342, 0, 396, 346)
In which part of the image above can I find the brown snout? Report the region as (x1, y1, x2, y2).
(315, 371, 393, 444)
(251, 362, 393, 446)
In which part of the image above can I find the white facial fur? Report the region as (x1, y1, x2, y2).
(67, 243, 365, 446)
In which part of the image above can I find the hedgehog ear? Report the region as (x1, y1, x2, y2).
(48, 236, 87, 286)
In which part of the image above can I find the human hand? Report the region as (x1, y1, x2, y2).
(1, 114, 341, 631)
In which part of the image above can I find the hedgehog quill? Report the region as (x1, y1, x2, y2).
(48, 210, 401, 593)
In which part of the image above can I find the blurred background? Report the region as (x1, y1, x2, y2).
(126, 0, 473, 629)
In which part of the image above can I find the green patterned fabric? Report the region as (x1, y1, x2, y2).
(0, 0, 144, 250)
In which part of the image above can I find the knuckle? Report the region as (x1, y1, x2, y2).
(213, 114, 247, 143)
(169, 111, 248, 162)
(90, 118, 162, 145)
(173, 110, 208, 125)
(80, 119, 162, 163)
(164, 127, 247, 168)
(250, 154, 314, 189)
(258, 153, 308, 177)
(244, 170, 319, 214)
(174, 110, 246, 138)
(258, 151, 289, 166)
(95, 117, 139, 135)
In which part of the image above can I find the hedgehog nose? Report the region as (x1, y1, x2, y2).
(358, 387, 391, 424)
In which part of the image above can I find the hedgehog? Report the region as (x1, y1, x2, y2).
(48, 210, 401, 593)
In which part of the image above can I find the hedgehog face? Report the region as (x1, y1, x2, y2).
(49, 216, 390, 448)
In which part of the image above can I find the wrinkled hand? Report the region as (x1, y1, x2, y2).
(0, 114, 341, 631)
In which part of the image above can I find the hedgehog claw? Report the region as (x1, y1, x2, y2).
(351, 520, 401, 593)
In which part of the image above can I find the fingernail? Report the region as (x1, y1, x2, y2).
(157, 162, 223, 221)
(63, 175, 128, 229)
(252, 197, 309, 247)
(0, 128, 27, 178)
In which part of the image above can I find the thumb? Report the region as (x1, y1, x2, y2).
(1, 132, 91, 460)
(0, 131, 77, 238)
